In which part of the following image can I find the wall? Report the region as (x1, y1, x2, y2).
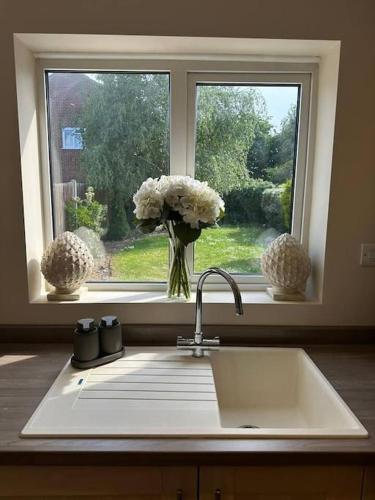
(0, 0, 374, 326)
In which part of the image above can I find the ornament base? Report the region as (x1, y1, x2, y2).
(267, 287, 305, 302)
(47, 287, 88, 302)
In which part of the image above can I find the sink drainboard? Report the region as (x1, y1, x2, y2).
(20, 349, 225, 437)
(80, 358, 217, 402)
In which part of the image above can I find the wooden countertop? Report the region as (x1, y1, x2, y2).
(1, 343, 375, 466)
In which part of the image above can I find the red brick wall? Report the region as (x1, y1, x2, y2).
(47, 72, 97, 183)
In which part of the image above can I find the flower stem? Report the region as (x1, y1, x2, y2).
(167, 232, 190, 300)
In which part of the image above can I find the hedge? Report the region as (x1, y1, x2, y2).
(223, 179, 274, 225)
(223, 178, 292, 233)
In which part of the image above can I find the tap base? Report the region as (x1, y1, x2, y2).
(176, 336, 220, 357)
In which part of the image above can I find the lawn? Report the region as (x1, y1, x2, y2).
(110, 225, 266, 281)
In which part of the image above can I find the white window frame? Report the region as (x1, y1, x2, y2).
(186, 72, 312, 285)
(37, 58, 317, 292)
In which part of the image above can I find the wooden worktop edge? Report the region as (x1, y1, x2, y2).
(1, 450, 375, 467)
(0, 324, 374, 344)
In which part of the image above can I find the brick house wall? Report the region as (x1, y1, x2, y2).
(47, 72, 97, 183)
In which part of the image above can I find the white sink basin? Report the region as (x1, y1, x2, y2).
(21, 347, 367, 438)
(210, 348, 367, 436)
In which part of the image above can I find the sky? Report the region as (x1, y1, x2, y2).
(257, 85, 299, 131)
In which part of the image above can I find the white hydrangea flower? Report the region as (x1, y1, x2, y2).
(133, 177, 163, 219)
(158, 175, 193, 210)
(180, 182, 225, 228)
(133, 175, 224, 228)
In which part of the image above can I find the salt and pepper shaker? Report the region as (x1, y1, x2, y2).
(99, 315, 122, 355)
(73, 318, 100, 362)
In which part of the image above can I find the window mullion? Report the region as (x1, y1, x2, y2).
(169, 68, 188, 176)
(169, 67, 195, 276)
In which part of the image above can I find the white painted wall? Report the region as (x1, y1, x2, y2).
(0, 0, 374, 327)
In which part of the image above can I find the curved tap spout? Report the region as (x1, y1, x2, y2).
(194, 267, 243, 344)
(177, 268, 243, 357)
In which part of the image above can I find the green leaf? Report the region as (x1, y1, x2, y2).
(159, 204, 170, 223)
(174, 222, 201, 246)
(136, 218, 160, 234)
(198, 221, 213, 229)
(168, 209, 183, 222)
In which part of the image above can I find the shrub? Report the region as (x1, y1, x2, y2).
(261, 187, 285, 231)
(280, 179, 293, 229)
(65, 187, 107, 236)
(105, 194, 130, 241)
(223, 179, 274, 225)
(265, 160, 293, 184)
(74, 226, 106, 261)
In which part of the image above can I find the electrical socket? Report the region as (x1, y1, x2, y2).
(360, 243, 375, 267)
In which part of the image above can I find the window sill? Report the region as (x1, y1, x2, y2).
(32, 290, 319, 305)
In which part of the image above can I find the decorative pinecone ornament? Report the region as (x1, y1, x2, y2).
(261, 233, 311, 301)
(41, 231, 94, 301)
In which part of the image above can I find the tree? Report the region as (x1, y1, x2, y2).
(278, 105, 297, 165)
(78, 73, 169, 240)
(280, 178, 293, 229)
(246, 118, 272, 179)
(268, 105, 297, 169)
(265, 159, 294, 184)
(245, 103, 297, 183)
(195, 86, 267, 194)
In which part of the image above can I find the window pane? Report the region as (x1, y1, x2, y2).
(194, 84, 299, 275)
(46, 71, 170, 282)
(62, 127, 83, 150)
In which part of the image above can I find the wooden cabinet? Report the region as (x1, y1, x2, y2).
(0, 465, 365, 499)
(0, 466, 196, 499)
(199, 466, 364, 500)
(362, 467, 375, 499)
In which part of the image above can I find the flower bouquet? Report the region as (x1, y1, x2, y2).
(133, 175, 225, 299)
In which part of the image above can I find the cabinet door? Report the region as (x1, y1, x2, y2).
(200, 466, 363, 500)
(0, 466, 196, 499)
(362, 467, 375, 499)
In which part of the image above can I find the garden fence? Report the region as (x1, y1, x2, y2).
(53, 179, 85, 235)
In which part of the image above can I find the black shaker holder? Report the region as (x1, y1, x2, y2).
(71, 346, 125, 369)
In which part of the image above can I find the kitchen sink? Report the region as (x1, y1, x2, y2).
(21, 347, 367, 438)
(210, 347, 367, 436)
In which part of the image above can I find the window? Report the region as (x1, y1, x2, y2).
(192, 81, 300, 276)
(42, 62, 313, 289)
(46, 71, 170, 283)
(62, 127, 83, 150)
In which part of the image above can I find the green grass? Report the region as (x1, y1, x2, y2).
(111, 225, 265, 281)
(110, 232, 169, 282)
(194, 225, 265, 274)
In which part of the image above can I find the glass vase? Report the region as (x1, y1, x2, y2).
(167, 235, 191, 301)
